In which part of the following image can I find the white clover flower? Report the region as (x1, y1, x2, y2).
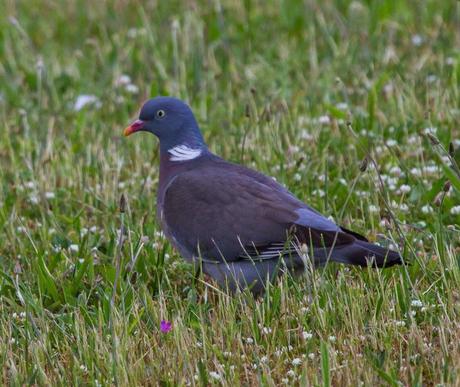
(421, 205, 433, 214)
(260, 356, 268, 363)
(69, 244, 79, 252)
(300, 130, 313, 140)
(115, 74, 131, 86)
(312, 189, 325, 198)
(125, 84, 139, 94)
(25, 181, 35, 189)
(410, 167, 422, 176)
(80, 228, 88, 237)
(74, 95, 101, 111)
(399, 204, 409, 212)
(336, 102, 348, 110)
(245, 337, 254, 344)
(16, 226, 26, 233)
(368, 205, 379, 213)
(302, 331, 313, 340)
(389, 166, 402, 176)
(293, 173, 301, 182)
(262, 327, 272, 335)
(328, 335, 336, 342)
(292, 358, 302, 366)
(411, 299, 423, 308)
(395, 320, 406, 327)
(411, 34, 423, 46)
(89, 226, 98, 233)
(423, 127, 437, 135)
(286, 369, 296, 377)
(386, 139, 398, 147)
(308, 353, 316, 360)
(45, 191, 55, 199)
(282, 378, 289, 384)
(318, 115, 330, 124)
(399, 184, 411, 194)
(450, 206, 460, 215)
(209, 371, 221, 380)
(29, 195, 39, 204)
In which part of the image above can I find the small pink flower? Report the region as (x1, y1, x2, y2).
(160, 320, 172, 333)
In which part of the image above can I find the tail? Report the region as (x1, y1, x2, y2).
(312, 240, 403, 268)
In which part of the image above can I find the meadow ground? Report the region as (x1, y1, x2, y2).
(1, 0, 460, 385)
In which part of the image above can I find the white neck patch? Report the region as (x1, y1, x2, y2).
(168, 144, 202, 162)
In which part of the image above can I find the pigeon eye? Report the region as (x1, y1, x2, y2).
(156, 110, 166, 119)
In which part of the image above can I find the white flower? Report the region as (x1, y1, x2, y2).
(286, 369, 296, 377)
(80, 228, 88, 237)
(389, 166, 402, 176)
(423, 127, 437, 135)
(89, 226, 98, 233)
(368, 205, 379, 213)
(450, 205, 460, 215)
(45, 191, 55, 199)
(292, 358, 302, 366)
(312, 189, 325, 197)
(209, 371, 221, 380)
(300, 130, 313, 140)
(282, 378, 289, 384)
(25, 181, 35, 189)
(262, 327, 272, 335)
(115, 74, 131, 86)
(28, 195, 39, 204)
(399, 184, 411, 194)
(399, 203, 409, 212)
(421, 205, 433, 214)
(293, 173, 301, 182)
(395, 320, 406, 327)
(318, 115, 330, 124)
(125, 84, 139, 94)
(302, 331, 313, 340)
(16, 226, 26, 233)
(411, 34, 423, 46)
(260, 356, 268, 363)
(308, 353, 316, 360)
(74, 95, 101, 111)
(328, 335, 336, 342)
(69, 244, 79, 252)
(245, 337, 254, 344)
(386, 139, 398, 147)
(336, 102, 348, 110)
(410, 167, 422, 176)
(411, 299, 423, 308)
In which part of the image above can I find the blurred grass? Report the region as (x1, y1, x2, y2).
(0, 0, 460, 385)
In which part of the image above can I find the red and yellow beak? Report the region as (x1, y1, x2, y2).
(123, 119, 145, 136)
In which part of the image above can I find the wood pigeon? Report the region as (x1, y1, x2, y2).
(124, 97, 402, 294)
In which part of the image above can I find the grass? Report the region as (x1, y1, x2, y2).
(1, 0, 460, 384)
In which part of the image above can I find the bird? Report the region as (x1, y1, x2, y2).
(124, 96, 402, 294)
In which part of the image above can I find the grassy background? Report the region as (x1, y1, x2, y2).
(1, 0, 460, 385)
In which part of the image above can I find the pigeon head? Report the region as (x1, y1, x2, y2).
(124, 97, 206, 155)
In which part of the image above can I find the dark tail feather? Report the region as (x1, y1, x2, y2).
(312, 240, 403, 268)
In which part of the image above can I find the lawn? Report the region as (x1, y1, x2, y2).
(1, 0, 459, 385)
